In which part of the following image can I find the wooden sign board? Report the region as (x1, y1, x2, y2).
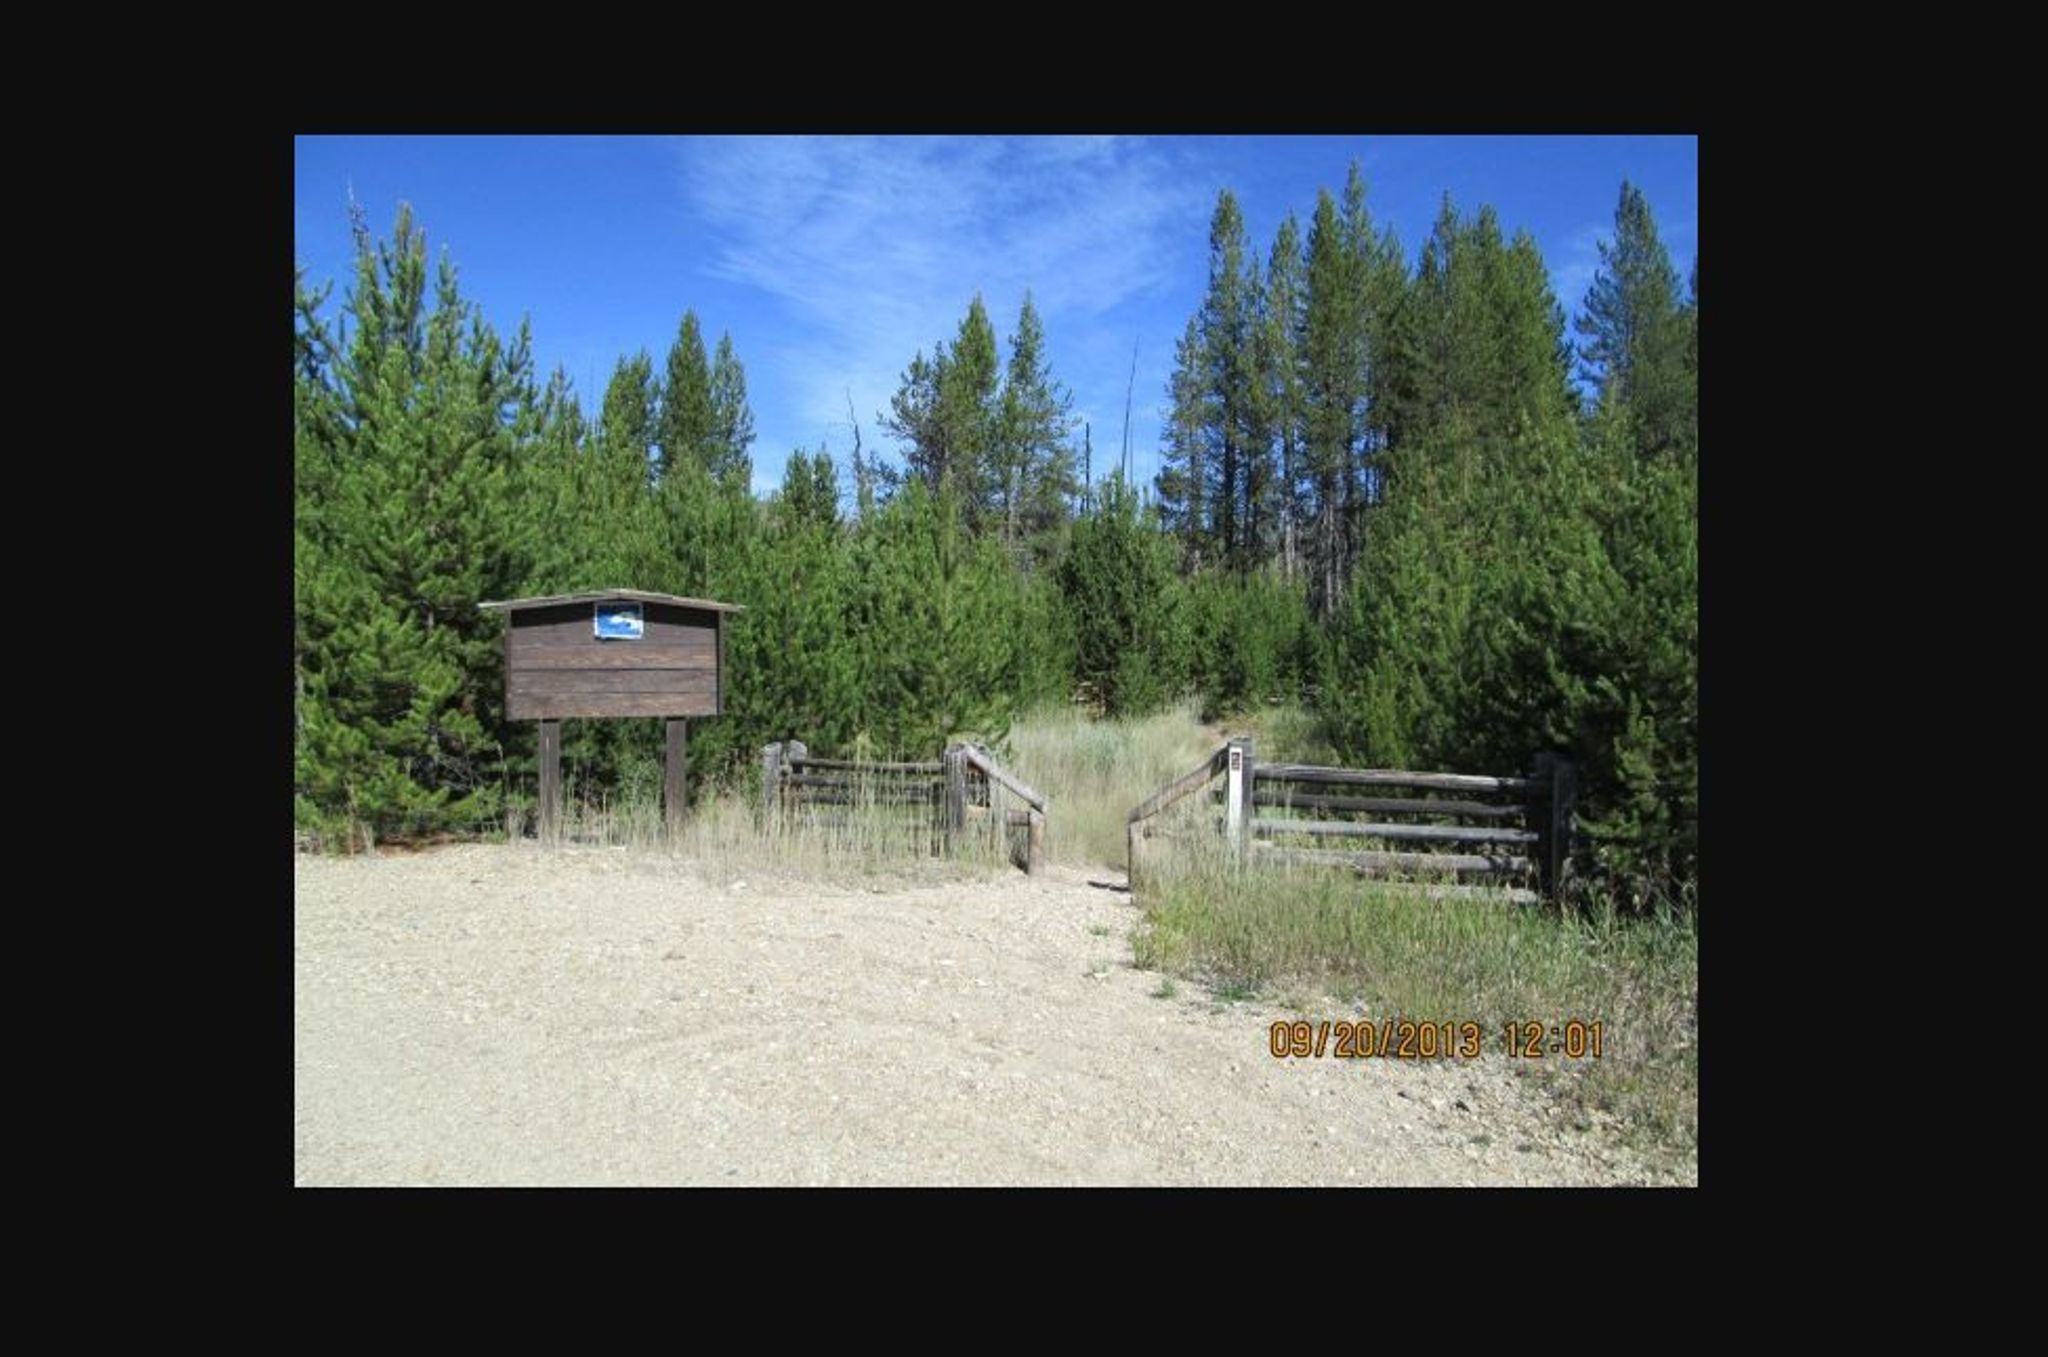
(499, 596, 727, 720)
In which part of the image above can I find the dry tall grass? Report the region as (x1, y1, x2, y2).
(1004, 699, 1221, 869)
(1127, 827, 1698, 1158)
(500, 766, 1013, 889)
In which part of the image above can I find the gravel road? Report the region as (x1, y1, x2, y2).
(295, 844, 1686, 1185)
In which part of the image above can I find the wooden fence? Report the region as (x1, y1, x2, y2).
(759, 739, 1047, 874)
(1128, 738, 1576, 903)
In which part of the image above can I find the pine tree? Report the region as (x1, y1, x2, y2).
(1261, 212, 1308, 578)
(848, 479, 1018, 753)
(1340, 163, 1405, 522)
(1080, 422, 1094, 512)
(659, 311, 714, 483)
(882, 297, 1005, 527)
(585, 351, 669, 585)
(708, 331, 756, 486)
(847, 390, 880, 520)
(1186, 567, 1310, 717)
(1300, 187, 1364, 619)
(880, 347, 944, 493)
(1059, 473, 1187, 716)
(521, 364, 594, 592)
(776, 446, 842, 531)
(1574, 180, 1692, 459)
(600, 350, 658, 469)
(993, 293, 1078, 568)
(942, 295, 1001, 526)
(1396, 195, 1491, 452)
(729, 449, 856, 750)
(294, 204, 529, 843)
(1683, 254, 1698, 442)
(1494, 227, 1579, 439)
(1384, 196, 1571, 472)
(1010, 567, 1078, 710)
(1155, 314, 1208, 567)
(1197, 191, 1264, 573)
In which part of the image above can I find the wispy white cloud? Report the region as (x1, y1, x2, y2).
(672, 135, 1207, 490)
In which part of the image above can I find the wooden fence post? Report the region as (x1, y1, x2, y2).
(1532, 752, 1578, 899)
(1028, 809, 1046, 876)
(538, 719, 561, 846)
(943, 745, 967, 854)
(665, 719, 688, 842)
(760, 741, 783, 830)
(1225, 737, 1252, 858)
(1240, 737, 1257, 859)
(785, 740, 807, 825)
(984, 745, 1006, 855)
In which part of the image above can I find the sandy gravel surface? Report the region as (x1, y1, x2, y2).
(295, 844, 1687, 1186)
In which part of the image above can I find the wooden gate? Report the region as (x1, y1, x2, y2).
(1127, 738, 1575, 902)
(760, 739, 1048, 874)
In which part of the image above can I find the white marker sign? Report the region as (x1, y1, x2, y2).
(594, 603, 644, 640)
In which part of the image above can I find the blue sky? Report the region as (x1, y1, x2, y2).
(294, 135, 1697, 498)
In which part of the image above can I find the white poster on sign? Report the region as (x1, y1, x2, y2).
(594, 603, 644, 639)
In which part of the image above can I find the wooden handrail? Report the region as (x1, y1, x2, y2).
(1128, 745, 1229, 824)
(962, 745, 1047, 812)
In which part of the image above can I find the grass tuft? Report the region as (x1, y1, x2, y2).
(1006, 699, 1220, 869)
(1131, 844, 1697, 1156)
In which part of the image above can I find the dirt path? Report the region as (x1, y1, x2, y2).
(295, 844, 1685, 1185)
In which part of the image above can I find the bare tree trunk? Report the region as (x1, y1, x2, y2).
(1122, 339, 1137, 484)
(846, 390, 871, 518)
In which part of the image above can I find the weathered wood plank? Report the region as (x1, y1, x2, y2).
(1257, 852, 1539, 903)
(788, 757, 946, 774)
(789, 785, 943, 805)
(509, 691, 720, 720)
(507, 641, 717, 670)
(510, 670, 718, 696)
(784, 771, 942, 789)
(1249, 790, 1526, 819)
(1253, 764, 1536, 793)
(945, 747, 968, 849)
(1253, 817, 1539, 845)
(1128, 746, 1229, 824)
(1255, 843, 1532, 875)
(962, 746, 1047, 812)
(483, 590, 741, 613)
(507, 600, 724, 640)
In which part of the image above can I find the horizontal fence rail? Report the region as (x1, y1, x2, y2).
(1253, 764, 1537, 793)
(759, 739, 1047, 875)
(1128, 737, 1575, 902)
(1252, 818, 1538, 846)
